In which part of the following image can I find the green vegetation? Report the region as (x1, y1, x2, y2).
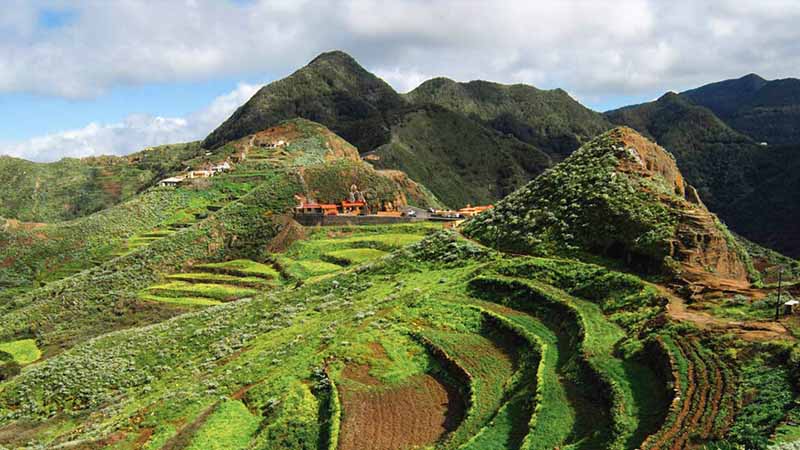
(186, 399, 260, 450)
(407, 77, 611, 159)
(0, 339, 41, 365)
(138, 294, 222, 307)
(322, 248, 388, 265)
(0, 142, 207, 223)
(0, 169, 303, 351)
(195, 259, 279, 279)
(144, 281, 258, 302)
(371, 105, 552, 207)
(464, 127, 755, 284)
(607, 88, 800, 259)
(0, 226, 796, 449)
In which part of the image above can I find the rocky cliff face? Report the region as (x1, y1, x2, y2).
(463, 127, 754, 288)
(610, 128, 751, 289)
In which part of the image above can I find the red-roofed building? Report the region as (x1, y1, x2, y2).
(341, 200, 366, 215)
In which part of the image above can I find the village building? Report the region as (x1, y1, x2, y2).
(158, 176, 185, 187)
(265, 139, 289, 149)
(295, 202, 339, 216)
(188, 169, 214, 179)
(784, 299, 799, 315)
(458, 204, 493, 217)
(341, 200, 366, 215)
(211, 161, 232, 174)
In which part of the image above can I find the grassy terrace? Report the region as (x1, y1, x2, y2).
(0, 228, 786, 449)
(322, 248, 388, 266)
(195, 259, 280, 279)
(138, 224, 436, 308)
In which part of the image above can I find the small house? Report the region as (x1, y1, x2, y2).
(295, 203, 339, 216)
(784, 299, 799, 315)
(158, 176, 185, 187)
(458, 205, 493, 217)
(211, 161, 232, 174)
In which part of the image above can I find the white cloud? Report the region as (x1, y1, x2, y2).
(1, 0, 800, 160)
(1, 0, 798, 102)
(1, 83, 259, 162)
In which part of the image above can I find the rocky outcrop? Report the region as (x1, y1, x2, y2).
(463, 127, 753, 289)
(610, 128, 750, 288)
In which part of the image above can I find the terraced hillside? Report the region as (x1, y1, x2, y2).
(0, 142, 214, 223)
(2, 228, 797, 449)
(0, 118, 440, 357)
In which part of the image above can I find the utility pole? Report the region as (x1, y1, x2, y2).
(775, 266, 784, 322)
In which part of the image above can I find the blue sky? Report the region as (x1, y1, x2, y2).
(2, 0, 798, 161)
(0, 77, 267, 141)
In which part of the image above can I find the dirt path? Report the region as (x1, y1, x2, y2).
(657, 284, 793, 341)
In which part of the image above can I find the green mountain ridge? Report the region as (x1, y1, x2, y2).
(201, 51, 602, 209)
(203, 50, 404, 152)
(367, 104, 552, 207)
(682, 73, 800, 145)
(407, 76, 611, 158)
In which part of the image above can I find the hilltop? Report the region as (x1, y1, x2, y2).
(463, 127, 755, 290)
(203, 51, 404, 152)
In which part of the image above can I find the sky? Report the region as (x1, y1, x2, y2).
(1, 0, 799, 162)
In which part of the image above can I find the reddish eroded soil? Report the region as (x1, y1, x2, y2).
(133, 428, 155, 448)
(660, 284, 792, 341)
(337, 371, 464, 450)
(342, 364, 382, 386)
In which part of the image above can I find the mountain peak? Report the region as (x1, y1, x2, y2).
(308, 50, 361, 67)
(202, 50, 403, 151)
(656, 91, 684, 103)
(740, 72, 766, 81)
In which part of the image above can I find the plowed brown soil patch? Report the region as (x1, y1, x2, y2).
(337, 372, 463, 450)
(343, 364, 381, 386)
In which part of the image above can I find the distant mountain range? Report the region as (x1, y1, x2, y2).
(1, 52, 798, 257)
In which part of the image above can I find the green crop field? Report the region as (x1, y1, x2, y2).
(195, 259, 280, 279)
(322, 248, 389, 265)
(0, 339, 41, 365)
